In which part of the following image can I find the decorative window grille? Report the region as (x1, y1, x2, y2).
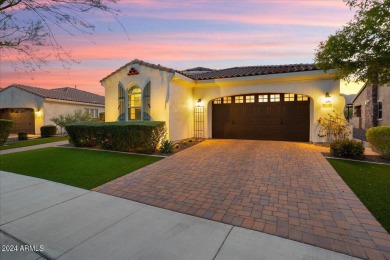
(246, 95, 255, 103)
(194, 105, 204, 139)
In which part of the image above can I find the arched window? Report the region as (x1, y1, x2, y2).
(142, 81, 151, 121)
(128, 86, 142, 120)
(118, 84, 126, 121)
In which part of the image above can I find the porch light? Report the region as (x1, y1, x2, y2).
(35, 109, 42, 117)
(196, 99, 202, 107)
(323, 92, 332, 108)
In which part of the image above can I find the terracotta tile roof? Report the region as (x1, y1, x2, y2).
(182, 67, 215, 72)
(185, 64, 318, 80)
(5, 84, 104, 105)
(100, 59, 321, 82)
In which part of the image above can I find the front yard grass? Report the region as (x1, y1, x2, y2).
(0, 136, 68, 150)
(327, 159, 390, 233)
(0, 147, 162, 189)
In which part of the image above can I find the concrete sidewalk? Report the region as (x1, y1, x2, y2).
(0, 171, 356, 260)
(0, 141, 69, 155)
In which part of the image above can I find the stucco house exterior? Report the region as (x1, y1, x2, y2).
(0, 84, 104, 134)
(101, 59, 345, 143)
(351, 83, 390, 130)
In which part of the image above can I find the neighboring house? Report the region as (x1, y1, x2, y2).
(0, 84, 104, 134)
(351, 83, 390, 129)
(101, 59, 346, 142)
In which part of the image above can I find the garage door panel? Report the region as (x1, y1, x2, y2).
(0, 108, 35, 134)
(212, 94, 309, 142)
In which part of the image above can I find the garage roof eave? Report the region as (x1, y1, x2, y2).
(193, 70, 335, 87)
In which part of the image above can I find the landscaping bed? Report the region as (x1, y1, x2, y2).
(0, 147, 162, 189)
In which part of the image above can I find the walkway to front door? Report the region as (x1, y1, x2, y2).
(94, 140, 390, 259)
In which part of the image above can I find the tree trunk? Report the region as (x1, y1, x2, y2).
(365, 82, 378, 128)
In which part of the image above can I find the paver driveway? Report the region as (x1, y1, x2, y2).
(94, 140, 390, 259)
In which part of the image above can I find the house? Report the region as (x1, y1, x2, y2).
(351, 83, 390, 129)
(0, 84, 104, 134)
(101, 59, 346, 142)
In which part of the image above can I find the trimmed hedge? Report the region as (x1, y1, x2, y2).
(367, 126, 390, 159)
(330, 139, 365, 160)
(18, 132, 28, 140)
(0, 119, 14, 145)
(65, 121, 166, 154)
(41, 125, 57, 138)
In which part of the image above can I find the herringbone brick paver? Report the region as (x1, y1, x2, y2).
(94, 140, 390, 259)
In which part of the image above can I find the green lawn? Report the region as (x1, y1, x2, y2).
(0, 136, 68, 150)
(0, 147, 162, 189)
(327, 159, 390, 233)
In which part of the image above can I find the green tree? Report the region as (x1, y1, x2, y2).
(315, 0, 389, 86)
(51, 108, 91, 134)
(0, 0, 121, 71)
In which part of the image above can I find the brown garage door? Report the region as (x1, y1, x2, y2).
(0, 108, 35, 134)
(212, 93, 310, 142)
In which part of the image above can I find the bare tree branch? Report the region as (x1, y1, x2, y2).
(0, 0, 123, 71)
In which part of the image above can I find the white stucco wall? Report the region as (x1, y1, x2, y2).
(191, 71, 344, 142)
(169, 82, 194, 140)
(101, 64, 173, 139)
(43, 99, 104, 134)
(0, 86, 45, 134)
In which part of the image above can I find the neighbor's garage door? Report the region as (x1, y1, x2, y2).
(212, 93, 310, 142)
(0, 108, 35, 134)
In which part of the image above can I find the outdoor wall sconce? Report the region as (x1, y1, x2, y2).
(323, 92, 332, 108)
(35, 109, 42, 117)
(196, 99, 203, 107)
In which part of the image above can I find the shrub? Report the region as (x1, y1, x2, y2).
(65, 121, 166, 154)
(41, 125, 57, 138)
(51, 108, 91, 134)
(0, 119, 13, 145)
(18, 132, 28, 140)
(160, 140, 174, 154)
(330, 139, 365, 160)
(367, 126, 390, 159)
(317, 111, 351, 142)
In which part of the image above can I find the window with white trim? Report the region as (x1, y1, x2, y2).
(128, 86, 142, 120)
(85, 108, 98, 118)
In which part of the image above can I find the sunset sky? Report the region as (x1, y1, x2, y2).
(0, 0, 360, 96)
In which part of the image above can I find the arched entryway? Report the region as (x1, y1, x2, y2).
(212, 93, 310, 141)
(0, 108, 35, 134)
